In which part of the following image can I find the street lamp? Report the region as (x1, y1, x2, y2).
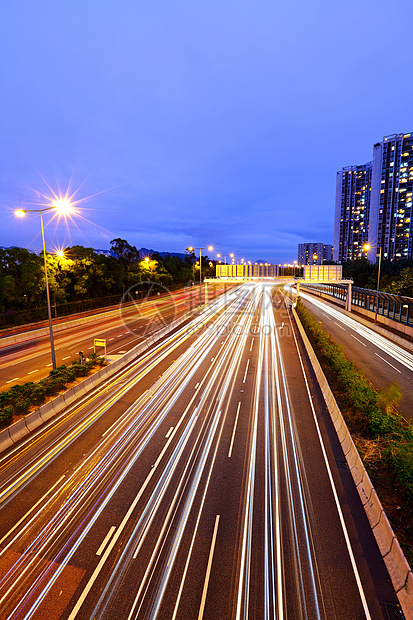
(186, 245, 213, 304)
(15, 200, 74, 369)
(363, 243, 382, 323)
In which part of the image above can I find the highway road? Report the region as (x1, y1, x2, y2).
(0, 283, 227, 390)
(0, 284, 400, 619)
(293, 286, 413, 422)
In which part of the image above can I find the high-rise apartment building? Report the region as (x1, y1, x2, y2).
(333, 163, 372, 262)
(334, 132, 413, 263)
(298, 243, 333, 265)
(368, 133, 413, 262)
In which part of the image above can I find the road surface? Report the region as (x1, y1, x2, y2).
(0, 283, 400, 619)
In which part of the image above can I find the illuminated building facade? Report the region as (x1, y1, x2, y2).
(368, 133, 413, 262)
(334, 132, 413, 264)
(333, 162, 372, 262)
(298, 243, 333, 265)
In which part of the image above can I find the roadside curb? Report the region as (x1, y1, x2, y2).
(292, 304, 413, 618)
(0, 314, 190, 455)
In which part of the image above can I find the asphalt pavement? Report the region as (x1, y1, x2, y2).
(0, 283, 401, 619)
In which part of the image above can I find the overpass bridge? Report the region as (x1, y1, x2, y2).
(207, 264, 354, 311)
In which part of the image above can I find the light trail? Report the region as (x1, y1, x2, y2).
(298, 289, 413, 373)
(0, 283, 380, 619)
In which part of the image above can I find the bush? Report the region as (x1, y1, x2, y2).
(0, 405, 14, 424)
(0, 356, 103, 427)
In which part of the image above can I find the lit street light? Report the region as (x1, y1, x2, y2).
(15, 200, 75, 369)
(363, 243, 382, 323)
(186, 245, 213, 304)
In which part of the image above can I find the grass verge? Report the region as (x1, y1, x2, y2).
(296, 300, 413, 566)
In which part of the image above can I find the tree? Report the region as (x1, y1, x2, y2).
(388, 267, 413, 297)
(110, 238, 139, 271)
(0, 248, 44, 309)
(341, 258, 374, 288)
(65, 246, 115, 299)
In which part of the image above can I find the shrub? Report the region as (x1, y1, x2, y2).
(0, 405, 14, 424)
(0, 356, 104, 425)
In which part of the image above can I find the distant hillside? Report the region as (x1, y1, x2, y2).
(94, 247, 188, 260)
(137, 247, 187, 260)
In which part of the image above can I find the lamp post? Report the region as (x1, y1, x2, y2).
(363, 243, 382, 323)
(375, 246, 383, 323)
(15, 200, 74, 370)
(187, 245, 213, 304)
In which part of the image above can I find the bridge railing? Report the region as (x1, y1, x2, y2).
(301, 282, 413, 328)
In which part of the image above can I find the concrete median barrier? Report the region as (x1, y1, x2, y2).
(25, 409, 44, 432)
(49, 394, 65, 416)
(79, 375, 95, 394)
(293, 305, 413, 617)
(9, 419, 29, 444)
(63, 390, 78, 407)
(39, 401, 57, 422)
(73, 382, 87, 399)
(0, 428, 13, 453)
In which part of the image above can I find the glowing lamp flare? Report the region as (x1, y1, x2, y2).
(54, 198, 74, 214)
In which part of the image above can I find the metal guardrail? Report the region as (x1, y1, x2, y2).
(303, 282, 413, 328)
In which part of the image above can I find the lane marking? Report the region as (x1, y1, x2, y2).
(228, 402, 241, 458)
(27, 369, 39, 375)
(249, 339, 254, 352)
(46, 363, 53, 367)
(375, 352, 402, 373)
(242, 359, 250, 384)
(5, 377, 20, 384)
(102, 418, 121, 438)
(333, 321, 346, 331)
(62, 356, 71, 361)
(351, 334, 367, 347)
(194, 382, 200, 390)
(165, 426, 174, 439)
(198, 515, 220, 620)
(96, 526, 116, 556)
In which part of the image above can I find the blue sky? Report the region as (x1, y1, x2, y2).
(1, 0, 413, 263)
